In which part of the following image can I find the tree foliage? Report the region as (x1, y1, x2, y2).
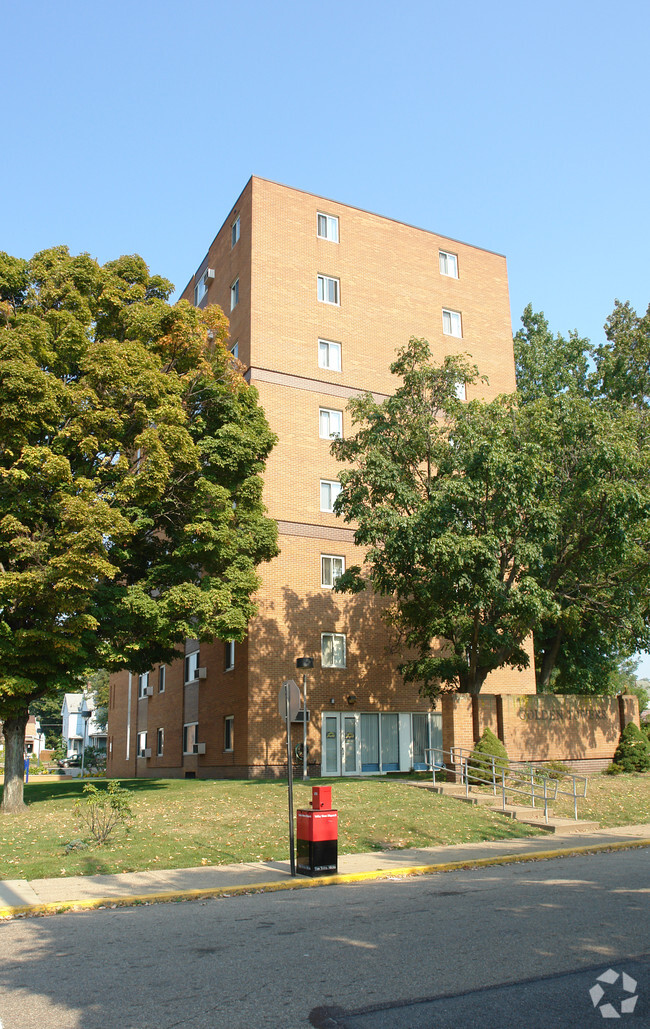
(0, 246, 278, 810)
(332, 331, 650, 701)
(514, 306, 650, 692)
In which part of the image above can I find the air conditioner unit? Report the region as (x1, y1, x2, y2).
(144, 748, 152, 758)
(146, 686, 154, 696)
(293, 710, 311, 723)
(206, 268, 215, 280)
(197, 667, 207, 679)
(194, 742, 206, 755)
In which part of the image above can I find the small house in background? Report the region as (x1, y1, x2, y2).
(61, 693, 107, 758)
(0, 716, 46, 758)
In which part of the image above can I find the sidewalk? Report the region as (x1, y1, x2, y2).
(2, 823, 649, 918)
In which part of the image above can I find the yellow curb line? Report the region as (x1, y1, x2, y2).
(2, 838, 649, 920)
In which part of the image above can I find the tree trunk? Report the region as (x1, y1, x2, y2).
(1, 713, 29, 813)
(537, 628, 564, 690)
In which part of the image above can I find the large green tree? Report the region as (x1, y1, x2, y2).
(0, 247, 278, 811)
(514, 306, 650, 691)
(332, 335, 650, 701)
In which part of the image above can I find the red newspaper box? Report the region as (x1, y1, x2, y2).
(296, 787, 338, 876)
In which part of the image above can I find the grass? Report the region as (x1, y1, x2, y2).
(552, 770, 650, 826)
(0, 776, 545, 881)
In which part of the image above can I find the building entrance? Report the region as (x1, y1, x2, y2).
(321, 711, 442, 776)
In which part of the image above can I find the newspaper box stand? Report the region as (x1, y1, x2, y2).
(296, 786, 338, 876)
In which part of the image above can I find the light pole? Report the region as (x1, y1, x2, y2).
(296, 657, 314, 781)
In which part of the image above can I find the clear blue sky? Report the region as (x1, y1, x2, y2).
(3, 0, 649, 676)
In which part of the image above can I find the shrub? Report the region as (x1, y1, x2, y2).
(75, 780, 134, 845)
(468, 728, 509, 785)
(610, 722, 650, 774)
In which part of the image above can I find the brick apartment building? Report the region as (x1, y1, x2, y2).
(107, 176, 538, 780)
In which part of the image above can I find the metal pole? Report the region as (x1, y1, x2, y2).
(302, 672, 308, 781)
(285, 685, 296, 876)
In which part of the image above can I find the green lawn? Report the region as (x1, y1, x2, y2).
(0, 776, 545, 881)
(552, 770, 650, 827)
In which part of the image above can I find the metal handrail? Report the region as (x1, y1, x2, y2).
(425, 745, 588, 824)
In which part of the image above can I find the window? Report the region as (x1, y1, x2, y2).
(230, 277, 239, 311)
(442, 309, 462, 337)
(321, 554, 345, 588)
(183, 722, 198, 754)
(317, 275, 340, 305)
(138, 672, 149, 699)
(439, 250, 458, 278)
(137, 731, 147, 758)
(317, 212, 339, 242)
(158, 666, 166, 693)
(193, 268, 213, 306)
(230, 341, 239, 360)
(231, 216, 240, 248)
(321, 632, 346, 668)
(455, 380, 466, 401)
(224, 715, 234, 752)
(157, 728, 164, 757)
(184, 652, 199, 683)
(320, 479, 341, 512)
(225, 640, 235, 672)
(319, 408, 342, 439)
(318, 339, 341, 371)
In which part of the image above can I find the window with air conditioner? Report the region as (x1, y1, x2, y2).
(137, 731, 147, 758)
(137, 672, 149, 699)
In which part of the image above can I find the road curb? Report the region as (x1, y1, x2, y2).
(2, 838, 648, 920)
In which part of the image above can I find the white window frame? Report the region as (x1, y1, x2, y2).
(137, 731, 147, 758)
(225, 640, 235, 672)
(231, 216, 240, 248)
(317, 212, 339, 242)
(455, 381, 467, 401)
(321, 554, 345, 588)
(320, 479, 341, 512)
(224, 715, 234, 752)
(158, 666, 166, 693)
(157, 727, 164, 757)
(317, 275, 340, 306)
(230, 277, 239, 311)
(137, 672, 149, 699)
(319, 408, 343, 440)
(183, 722, 198, 755)
(184, 652, 199, 684)
(193, 270, 210, 306)
(439, 250, 458, 278)
(318, 339, 341, 372)
(321, 632, 346, 668)
(442, 308, 462, 338)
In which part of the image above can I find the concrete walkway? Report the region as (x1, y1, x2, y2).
(2, 824, 649, 918)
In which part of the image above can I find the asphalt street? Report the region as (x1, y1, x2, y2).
(0, 848, 648, 1029)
